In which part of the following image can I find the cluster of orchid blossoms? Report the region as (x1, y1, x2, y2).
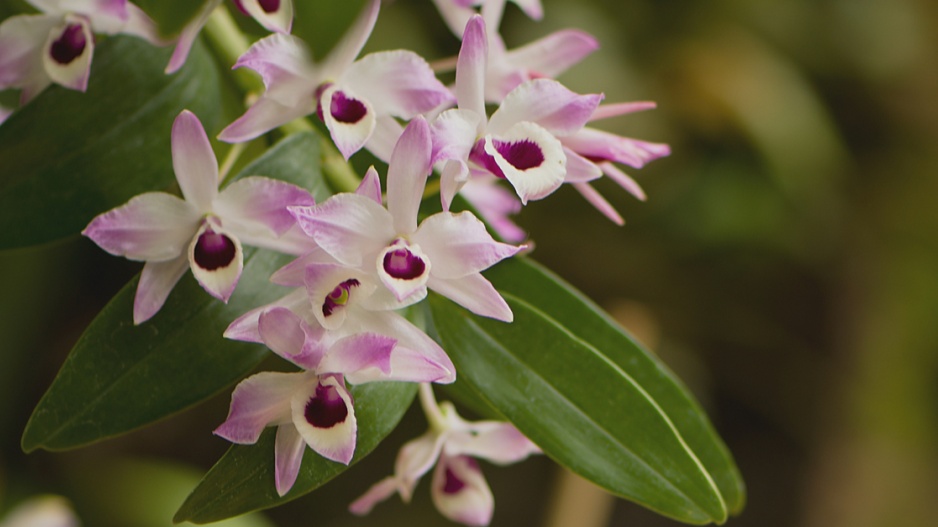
(11, 0, 671, 524)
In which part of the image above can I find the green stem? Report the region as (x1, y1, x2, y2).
(419, 383, 447, 432)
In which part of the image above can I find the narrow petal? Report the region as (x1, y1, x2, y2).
(224, 288, 308, 343)
(133, 254, 189, 324)
(320, 0, 379, 78)
(428, 272, 513, 322)
(600, 161, 647, 201)
(562, 146, 603, 182)
(41, 15, 94, 92)
(187, 221, 243, 302)
(239, 0, 294, 34)
(291, 375, 357, 464)
(562, 127, 671, 168)
(319, 332, 396, 383)
(364, 115, 404, 163)
(483, 122, 566, 203)
(455, 16, 487, 117)
(413, 211, 521, 279)
(588, 101, 658, 122)
(448, 422, 541, 464)
(386, 344, 456, 384)
(430, 108, 482, 167)
(503, 29, 597, 80)
(290, 193, 393, 267)
(488, 78, 602, 136)
(233, 33, 314, 108)
(218, 94, 312, 144)
(258, 307, 325, 370)
(274, 423, 306, 496)
(164, 0, 220, 74)
(82, 192, 199, 261)
(573, 182, 624, 225)
(214, 175, 315, 237)
(349, 477, 400, 515)
(387, 116, 431, 235)
(214, 371, 306, 444)
(395, 431, 446, 499)
(458, 177, 526, 243)
(430, 453, 494, 527)
(509, 0, 543, 21)
(172, 110, 219, 211)
(356, 166, 383, 204)
(320, 84, 376, 160)
(439, 159, 469, 212)
(344, 50, 454, 119)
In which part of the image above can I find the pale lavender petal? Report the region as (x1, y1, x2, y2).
(187, 221, 243, 302)
(0, 14, 58, 91)
(509, 0, 543, 20)
(349, 477, 400, 515)
(396, 431, 446, 499)
(503, 29, 597, 80)
(214, 371, 306, 443)
(439, 159, 469, 212)
(29, 0, 125, 18)
(171, 110, 219, 211)
(562, 146, 602, 182)
(291, 375, 357, 464)
(430, 108, 483, 167)
(224, 288, 308, 343)
(430, 453, 494, 527)
(600, 161, 647, 201)
(214, 176, 315, 236)
(488, 78, 601, 136)
(356, 166, 383, 204)
(387, 116, 431, 235)
(364, 115, 403, 163)
(573, 182, 624, 225)
(448, 422, 541, 464)
(319, 332, 396, 383)
(320, 84, 376, 160)
(118, 3, 164, 45)
(41, 15, 94, 92)
(133, 254, 189, 324)
(258, 307, 325, 370)
(233, 33, 314, 107)
(218, 91, 313, 143)
(290, 193, 394, 267)
(321, 0, 379, 78)
(589, 101, 657, 122)
(274, 423, 305, 496)
(353, 310, 456, 383)
(428, 272, 513, 322)
(270, 246, 337, 287)
(458, 177, 526, 243)
(386, 344, 456, 384)
(455, 16, 487, 117)
(345, 50, 454, 119)
(412, 211, 521, 278)
(429, 0, 473, 37)
(239, 0, 293, 34)
(82, 192, 199, 261)
(483, 122, 566, 204)
(79, 0, 131, 34)
(561, 127, 671, 168)
(165, 0, 220, 74)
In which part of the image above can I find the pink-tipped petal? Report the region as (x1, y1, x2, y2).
(413, 211, 520, 279)
(458, 178, 526, 243)
(429, 272, 513, 322)
(573, 182, 624, 225)
(488, 79, 602, 136)
(214, 371, 306, 444)
(133, 254, 189, 324)
(345, 50, 454, 119)
(509, 0, 543, 20)
(258, 307, 325, 370)
(234, 33, 313, 107)
(430, 108, 482, 166)
(562, 127, 671, 168)
(320, 84, 376, 160)
(0, 14, 58, 91)
(449, 422, 541, 464)
(224, 288, 308, 343)
(319, 332, 396, 383)
(291, 375, 357, 464)
(274, 423, 306, 496)
(239, 0, 294, 34)
(290, 193, 393, 267)
(349, 477, 400, 515)
(600, 161, 647, 201)
(439, 159, 469, 212)
(396, 431, 447, 498)
(430, 454, 494, 527)
(219, 95, 312, 143)
(356, 166, 383, 204)
(165, 0, 220, 74)
(387, 345, 456, 384)
(214, 176, 315, 237)
(187, 222, 243, 302)
(456, 16, 487, 117)
(563, 147, 603, 182)
(588, 101, 658, 121)
(321, 0, 379, 77)
(365, 115, 404, 163)
(354, 310, 456, 384)
(504, 29, 597, 80)
(41, 16, 93, 92)
(387, 116, 432, 234)
(270, 247, 336, 287)
(172, 110, 219, 211)
(82, 192, 199, 261)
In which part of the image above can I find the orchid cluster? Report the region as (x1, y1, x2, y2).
(0, 1, 713, 526)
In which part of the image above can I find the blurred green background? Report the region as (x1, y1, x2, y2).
(2, 0, 937, 525)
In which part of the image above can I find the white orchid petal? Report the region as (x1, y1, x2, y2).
(219, 95, 313, 143)
(356, 166, 383, 204)
(214, 176, 314, 238)
(600, 161, 647, 201)
(485, 122, 566, 203)
(349, 476, 400, 515)
(588, 101, 658, 121)
(573, 182, 624, 225)
(82, 192, 199, 261)
(319, 332, 396, 383)
(364, 115, 403, 163)
(488, 78, 601, 135)
(562, 127, 671, 168)
(449, 422, 541, 464)
(503, 29, 597, 81)
(258, 307, 325, 370)
(413, 211, 521, 279)
(455, 16, 487, 117)
(304, 263, 376, 331)
(396, 431, 446, 498)
(187, 221, 243, 302)
(270, 247, 337, 287)
(563, 146, 603, 182)
(387, 116, 432, 234)
(234, 33, 314, 107)
(429, 273, 513, 322)
(430, 453, 494, 527)
(0, 14, 58, 94)
(239, 0, 294, 34)
(290, 193, 393, 267)
(172, 110, 219, 211)
(430, 108, 482, 166)
(133, 255, 189, 324)
(375, 240, 431, 304)
(164, 0, 220, 74)
(321, 0, 379, 77)
(224, 288, 308, 343)
(458, 177, 526, 243)
(41, 15, 93, 92)
(320, 84, 376, 160)
(274, 423, 306, 496)
(352, 309, 455, 383)
(291, 375, 357, 465)
(345, 50, 454, 119)
(214, 371, 307, 444)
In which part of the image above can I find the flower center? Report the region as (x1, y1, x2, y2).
(328, 90, 367, 124)
(382, 246, 427, 280)
(259, 0, 281, 12)
(322, 279, 360, 317)
(50, 23, 86, 65)
(442, 467, 466, 495)
(304, 382, 348, 428)
(193, 229, 236, 271)
(471, 138, 545, 179)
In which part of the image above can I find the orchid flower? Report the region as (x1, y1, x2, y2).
(165, 0, 294, 74)
(0, 0, 161, 103)
(290, 116, 522, 322)
(430, 15, 603, 208)
(216, 306, 453, 496)
(82, 110, 315, 324)
(218, 0, 454, 161)
(350, 384, 540, 526)
(560, 102, 672, 224)
(0, 495, 79, 527)
(432, 0, 598, 102)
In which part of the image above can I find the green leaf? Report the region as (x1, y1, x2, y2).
(135, 0, 211, 38)
(21, 132, 328, 452)
(174, 381, 417, 524)
(0, 36, 220, 250)
(429, 258, 741, 524)
(486, 258, 746, 515)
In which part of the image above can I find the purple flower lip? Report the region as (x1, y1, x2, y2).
(315, 85, 367, 124)
(322, 279, 360, 317)
(383, 246, 427, 280)
(442, 466, 466, 495)
(193, 228, 237, 271)
(259, 0, 281, 13)
(304, 382, 348, 428)
(470, 138, 545, 179)
(50, 23, 87, 65)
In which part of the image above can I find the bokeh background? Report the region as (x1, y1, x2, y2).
(1, 0, 937, 525)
